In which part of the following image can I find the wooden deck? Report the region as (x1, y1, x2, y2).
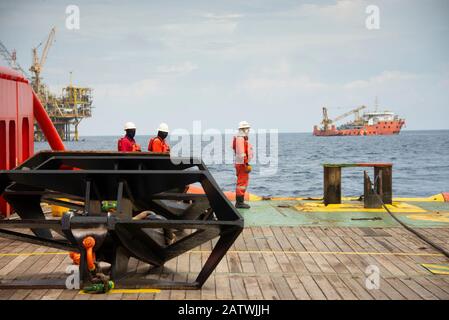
(1, 226, 449, 300)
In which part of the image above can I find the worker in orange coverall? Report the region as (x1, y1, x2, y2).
(232, 121, 253, 209)
(118, 122, 141, 152)
(148, 122, 170, 153)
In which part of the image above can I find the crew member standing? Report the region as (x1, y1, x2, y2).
(117, 122, 141, 152)
(148, 122, 170, 153)
(232, 121, 253, 209)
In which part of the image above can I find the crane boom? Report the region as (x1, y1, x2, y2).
(332, 105, 366, 123)
(39, 27, 56, 69)
(30, 27, 56, 93)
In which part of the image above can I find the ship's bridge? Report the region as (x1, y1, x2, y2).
(363, 111, 397, 124)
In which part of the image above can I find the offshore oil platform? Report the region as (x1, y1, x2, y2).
(0, 27, 93, 141)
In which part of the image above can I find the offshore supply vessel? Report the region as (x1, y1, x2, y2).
(313, 105, 406, 136)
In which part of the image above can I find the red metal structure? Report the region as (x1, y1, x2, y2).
(0, 66, 64, 217)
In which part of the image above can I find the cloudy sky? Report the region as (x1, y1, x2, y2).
(1, 0, 448, 135)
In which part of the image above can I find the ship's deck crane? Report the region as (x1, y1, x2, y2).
(30, 27, 56, 94)
(321, 107, 331, 131)
(333, 105, 366, 123)
(321, 105, 367, 130)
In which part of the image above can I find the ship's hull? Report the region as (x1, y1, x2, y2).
(313, 119, 405, 136)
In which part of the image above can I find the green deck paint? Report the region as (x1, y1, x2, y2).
(238, 200, 449, 228)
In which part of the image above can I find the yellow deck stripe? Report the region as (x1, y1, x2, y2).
(264, 193, 445, 202)
(0, 250, 443, 258)
(394, 194, 445, 202)
(296, 202, 427, 213)
(421, 263, 449, 275)
(78, 288, 161, 295)
(0, 251, 68, 257)
(406, 212, 449, 223)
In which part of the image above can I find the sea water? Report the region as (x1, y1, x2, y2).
(35, 130, 449, 198)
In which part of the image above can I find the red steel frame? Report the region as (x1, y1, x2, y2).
(0, 66, 64, 217)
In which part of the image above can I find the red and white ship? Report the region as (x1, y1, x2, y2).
(313, 105, 405, 136)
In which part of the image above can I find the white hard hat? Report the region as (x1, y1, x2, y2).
(238, 121, 251, 129)
(157, 122, 169, 133)
(124, 122, 136, 130)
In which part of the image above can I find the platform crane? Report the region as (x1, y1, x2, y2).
(29, 27, 56, 94)
(0, 40, 30, 78)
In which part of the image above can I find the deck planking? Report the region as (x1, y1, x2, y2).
(0, 226, 448, 300)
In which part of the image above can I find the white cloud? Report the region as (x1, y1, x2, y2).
(156, 62, 198, 75)
(286, 0, 366, 22)
(344, 71, 419, 89)
(160, 20, 238, 37)
(94, 78, 161, 99)
(258, 61, 291, 76)
(242, 75, 326, 91)
(241, 61, 326, 93)
(90, 62, 200, 100)
(157, 11, 243, 39)
(201, 13, 244, 20)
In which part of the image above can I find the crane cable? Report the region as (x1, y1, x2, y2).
(369, 176, 449, 259)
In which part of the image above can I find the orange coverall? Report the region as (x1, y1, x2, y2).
(233, 136, 253, 197)
(148, 136, 170, 153)
(118, 136, 141, 152)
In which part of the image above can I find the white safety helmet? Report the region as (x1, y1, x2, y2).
(157, 122, 169, 133)
(238, 121, 251, 129)
(124, 122, 136, 130)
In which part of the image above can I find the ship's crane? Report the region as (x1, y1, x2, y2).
(332, 105, 366, 123)
(321, 105, 367, 130)
(0, 40, 30, 78)
(29, 27, 56, 94)
(321, 107, 331, 131)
